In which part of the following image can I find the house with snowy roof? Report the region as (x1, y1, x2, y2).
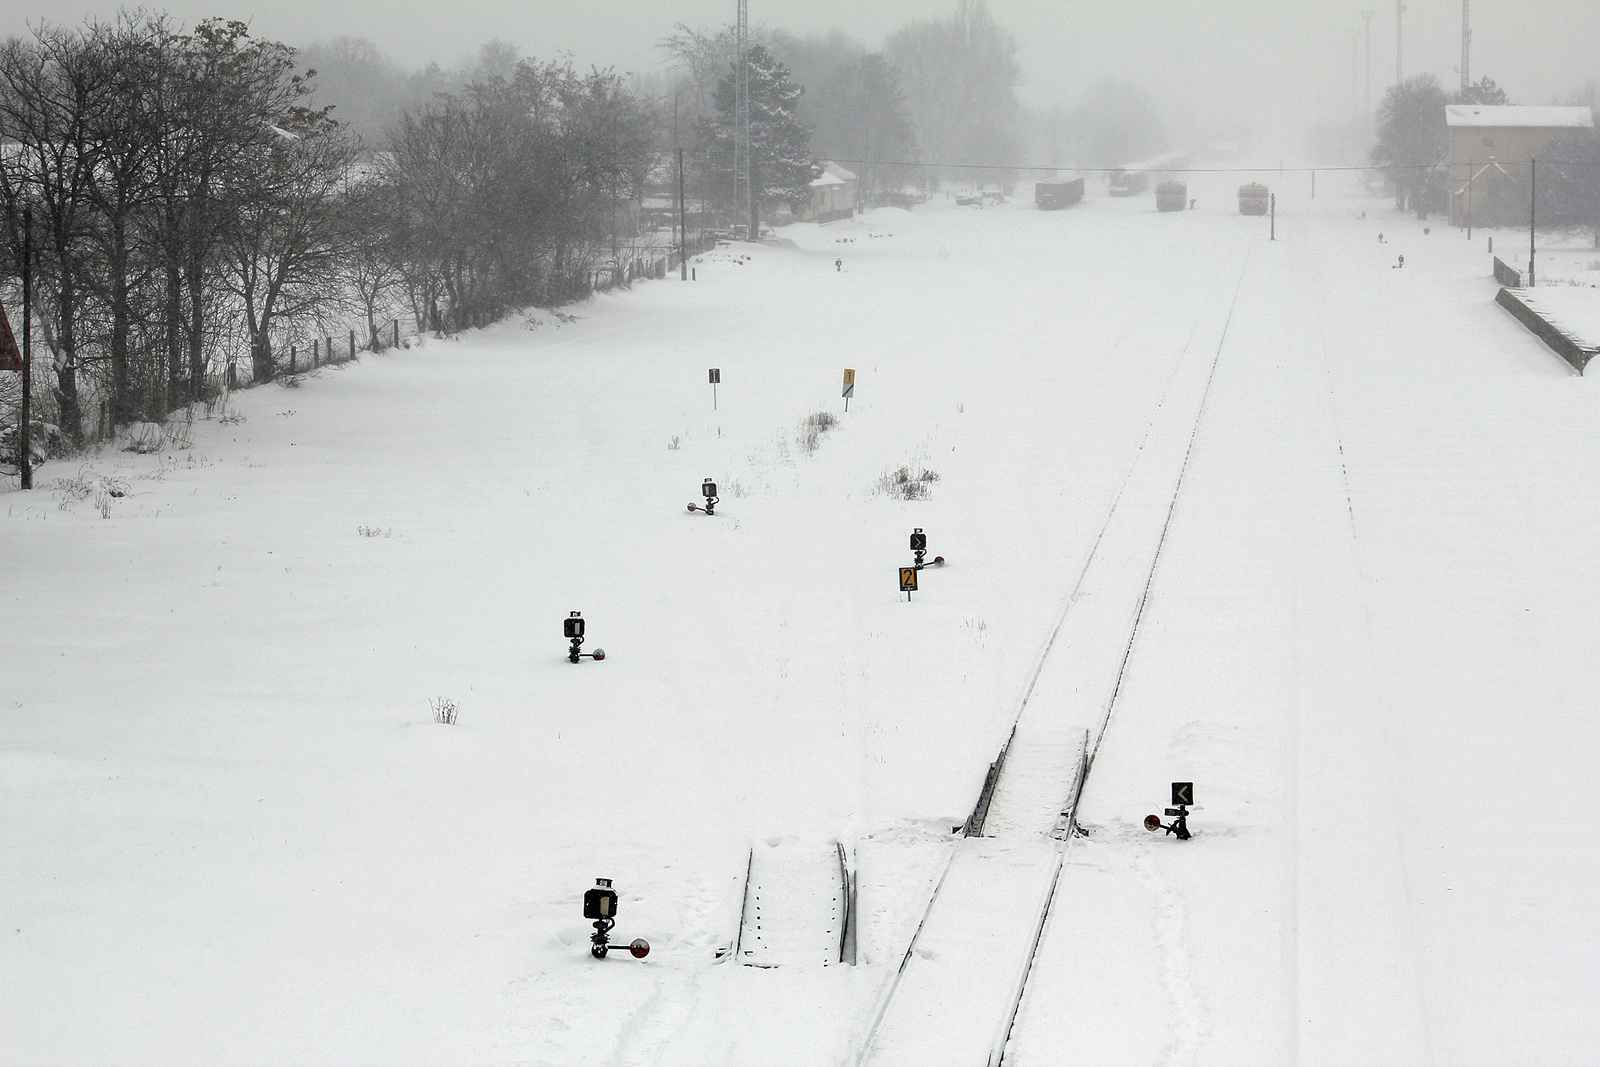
(804, 162, 857, 223)
(1447, 105, 1594, 228)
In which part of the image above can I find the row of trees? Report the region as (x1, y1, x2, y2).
(2, 0, 1181, 463)
(376, 60, 656, 333)
(1, 15, 666, 458)
(0, 14, 345, 442)
(659, 0, 1031, 207)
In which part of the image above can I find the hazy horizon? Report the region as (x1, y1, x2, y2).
(4, 1, 1597, 159)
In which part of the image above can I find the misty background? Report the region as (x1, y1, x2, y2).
(7, 0, 1598, 165)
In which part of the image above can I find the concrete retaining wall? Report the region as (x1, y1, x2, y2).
(1492, 256, 1524, 288)
(1495, 287, 1598, 374)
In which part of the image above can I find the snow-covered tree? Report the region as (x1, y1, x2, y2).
(1454, 76, 1510, 107)
(698, 45, 814, 235)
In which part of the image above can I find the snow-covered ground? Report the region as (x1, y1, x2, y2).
(5, 174, 1600, 1066)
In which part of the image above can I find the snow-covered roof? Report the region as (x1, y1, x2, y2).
(1445, 105, 1594, 129)
(811, 161, 857, 187)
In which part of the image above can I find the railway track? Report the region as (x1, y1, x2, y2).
(858, 234, 1256, 1067)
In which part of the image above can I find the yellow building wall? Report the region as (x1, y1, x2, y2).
(1449, 127, 1570, 227)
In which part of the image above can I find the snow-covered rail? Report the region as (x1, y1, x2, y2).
(734, 837, 854, 968)
(859, 236, 1255, 1066)
(986, 242, 1254, 1067)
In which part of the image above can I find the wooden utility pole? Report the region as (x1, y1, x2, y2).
(678, 148, 688, 281)
(1528, 158, 1537, 287)
(21, 206, 32, 490)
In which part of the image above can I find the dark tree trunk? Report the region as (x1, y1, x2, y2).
(108, 221, 133, 424)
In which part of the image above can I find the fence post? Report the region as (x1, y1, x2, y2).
(312, 338, 319, 367)
(393, 320, 399, 349)
(290, 344, 296, 374)
(349, 329, 355, 360)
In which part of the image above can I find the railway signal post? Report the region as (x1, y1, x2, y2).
(565, 612, 605, 663)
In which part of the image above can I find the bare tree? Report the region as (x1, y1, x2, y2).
(225, 105, 355, 381)
(0, 23, 109, 445)
(2, 14, 365, 444)
(378, 58, 659, 330)
(885, 0, 1022, 181)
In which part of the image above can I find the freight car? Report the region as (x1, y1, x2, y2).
(1035, 177, 1085, 209)
(1156, 180, 1188, 211)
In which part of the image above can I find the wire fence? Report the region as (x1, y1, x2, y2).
(218, 231, 725, 398)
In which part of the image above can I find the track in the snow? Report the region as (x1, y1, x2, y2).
(857, 234, 1256, 1067)
(731, 838, 854, 969)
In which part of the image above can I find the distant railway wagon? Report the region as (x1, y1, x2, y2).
(1035, 177, 1085, 209)
(1156, 180, 1188, 211)
(1239, 183, 1269, 215)
(1109, 169, 1148, 197)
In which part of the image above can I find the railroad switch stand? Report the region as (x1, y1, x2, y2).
(582, 877, 649, 959)
(910, 528, 945, 570)
(689, 478, 719, 514)
(1144, 782, 1194, 840)
(564, 612, 605, 663)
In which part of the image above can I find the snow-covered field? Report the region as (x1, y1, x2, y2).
(5, 173, 1600, 1066)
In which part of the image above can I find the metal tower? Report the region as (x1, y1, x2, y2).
(1363, 10, 1373, 119)
(733, 0, 753, 239)
(1460, 0, 1471, 93)
(1395, 0, 1404, 86)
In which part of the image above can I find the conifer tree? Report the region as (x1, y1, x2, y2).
(699, 45, 814, 235)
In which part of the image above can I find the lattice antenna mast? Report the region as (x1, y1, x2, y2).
(1395, 0, 1404, 86)
(733, 0, 753, 239)
(1460, 0, 1471, 94)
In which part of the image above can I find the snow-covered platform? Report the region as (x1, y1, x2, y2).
(1498, 284, 1600, 373)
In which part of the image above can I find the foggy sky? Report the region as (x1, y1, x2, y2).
(5, 1, 1598, 153)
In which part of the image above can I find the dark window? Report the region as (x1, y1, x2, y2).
(1482, 137, 1495, 148)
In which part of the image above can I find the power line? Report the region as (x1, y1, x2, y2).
(825, 157, 1599, 175)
